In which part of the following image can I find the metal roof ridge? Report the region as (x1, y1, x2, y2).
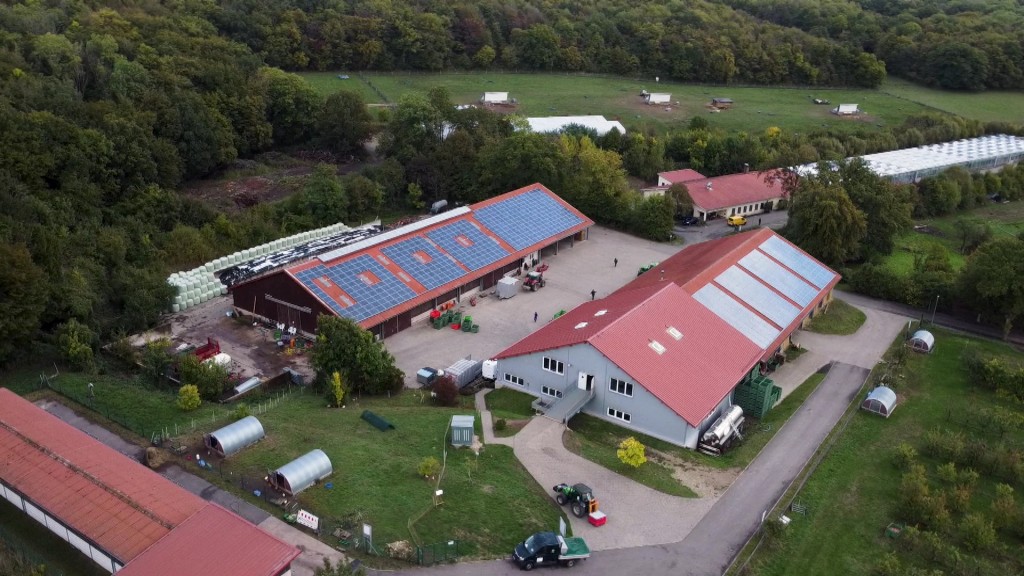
(587, 283, 680, 342)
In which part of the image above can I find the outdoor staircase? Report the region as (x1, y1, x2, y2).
(536, 387, 595, 424)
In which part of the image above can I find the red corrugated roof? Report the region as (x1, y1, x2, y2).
(684, 171, 786, 211)
(658, 169, 706, 184)
(0, 389, 204, 563)
(497, 284, 762, 425)
(0, 389, 298, 575)
(285, 183, 593, 329)
(117, 504, 299, 576)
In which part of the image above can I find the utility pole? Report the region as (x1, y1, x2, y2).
(930, 295, 940, 325)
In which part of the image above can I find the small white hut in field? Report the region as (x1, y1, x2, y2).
(832, 103, 859, 115)
(861, 386, 897, 418)
(907, 330, 934, 353)
(645, 93, 671, 105)
(481, 92, 510, 104)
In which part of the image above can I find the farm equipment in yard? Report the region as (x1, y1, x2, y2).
(697, 405, 745, 456)
(552, 483, 598, 518)
(511, 531, 590, 570)
(193, 337, 221, 362)
(523, 271, 546, 291)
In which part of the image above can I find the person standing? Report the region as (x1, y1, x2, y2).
(758, 217, 762, 226)
(534, 311, 538, 322)
(590, 289, 596, 300)
(614, 258, 618, 267)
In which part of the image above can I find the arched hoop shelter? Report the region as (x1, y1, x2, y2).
(269, 449, 333, 496)
(907, 330, 934, 353)
(204, 416, 265, 457)
(861, 386, 897, 418)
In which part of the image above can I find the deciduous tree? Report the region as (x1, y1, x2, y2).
(959, 237, 1024, 339)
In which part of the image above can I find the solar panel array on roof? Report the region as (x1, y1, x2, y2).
(738, 250, 817, 307)
(296, 255, 416, 321)
(381, 237, 465, 290)
(474, 188, 584, 251)
(758, 235, 835, 289)
(693, 284, 779, 348)
(425, 220, 508, 271)
(714, 266, 800, 328)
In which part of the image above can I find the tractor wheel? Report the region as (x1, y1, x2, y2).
(556, 494, 568, 505)
(571, 502, 586, 518)
(522, 561, 535, 571)
(564, 559, 576, 568)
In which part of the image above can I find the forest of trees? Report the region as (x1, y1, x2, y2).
(0, 0, 1023, 369)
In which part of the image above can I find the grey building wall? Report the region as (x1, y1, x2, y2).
(497, 344, 736, 449)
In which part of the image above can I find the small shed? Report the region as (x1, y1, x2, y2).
(861, 386, 897, 418)
(269, 449, 333, 496)
(907, 330, 935, 353)
(450, 415, 475, 447)
(645, 93, 671, 105)
(711, 98, 734, 108)
(481, 91, 510, 104)
(204, 416, 265, 457)
(832, 103, 859, 115)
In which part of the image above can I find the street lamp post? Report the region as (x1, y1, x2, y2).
(930, 295, 940, 325)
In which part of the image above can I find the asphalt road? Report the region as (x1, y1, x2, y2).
(388, 362, 870, 576)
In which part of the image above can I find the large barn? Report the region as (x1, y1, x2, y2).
(677, 171, 787, 222)
(0, 388, 299, 575)
(493, 228, 839, 449)
(231, 184, 593, 339)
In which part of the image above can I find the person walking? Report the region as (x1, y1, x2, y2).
(758, 217, 762, 226)
(534, 311, 538, 322)
(614, 257, 618, 267)
(590, 289, 596, 300)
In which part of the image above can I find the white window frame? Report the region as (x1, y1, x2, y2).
(542, 357, 564, 375)
(504, 373, 525, 386)
(609, 378, 633, 397)
(541, 386, 563, 398)
(607, 407, 631, 423)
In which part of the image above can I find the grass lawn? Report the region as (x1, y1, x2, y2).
(1, 360, 235, 442)
(805, 299, 866, 335)
(301, 72, 935, 135)
(484, 387, 536, 420)
(207, 390, 561, 559)
(880, 78, 1024, 125)
(0, 499, 107, 576)
(748, 329, 1024, 576)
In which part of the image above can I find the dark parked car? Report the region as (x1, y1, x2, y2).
(679, 216, 701, 226)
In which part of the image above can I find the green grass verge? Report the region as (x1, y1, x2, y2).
(805, 299, 867, 335)
(747, 329, 1024, 576)
(209, 391, 560, 558)
(880, 77, 1024, 125)
(484, 387, 536, 420)
(300, 72, 936, 135)
(564, 414, 698, 497)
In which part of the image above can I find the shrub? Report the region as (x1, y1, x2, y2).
(417, 456, 441, 479)
(494, 418, 508, 431)
(957, 467, 980, 488)
(991, 484, 1016, 530)
(937, 462, 957, 483)
(433, 375, 459, 407)
(176, 385, 201, 411)
(232, 403, 251, 420)
(872, 551, 902, 576)
(329, 371, 346, 407)
(960, 513, 997, 552)
(894, 442, 918, 470)
(617, 437, 647, 468)
(947, 485, 972, 513)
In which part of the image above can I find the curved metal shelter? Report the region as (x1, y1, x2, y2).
(908, 330, 934, 353)
(270, 449, 332, 496)
(861, 386, 897, 418)
(204, 416, 265, 457)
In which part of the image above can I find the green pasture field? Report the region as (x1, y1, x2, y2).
(749, 329, 1024, 575)
(208, 390, 561, 559)
(301, 72, 936, 135)
(484, 387, 536, 421)
(881, 78, 1024, 125)
(804, 298, 866, 335)
(881, 200, 1024, 276)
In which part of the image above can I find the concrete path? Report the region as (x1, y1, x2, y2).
(474, 389, 512, 447)
(36, 399, 345, 576)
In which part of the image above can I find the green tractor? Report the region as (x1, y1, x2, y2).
(552, 483, 597, 518)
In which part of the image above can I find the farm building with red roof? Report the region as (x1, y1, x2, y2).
(0, 388, 299, 575)
(493, 228, 839, 449)
(681, 171, 788, 223)
(231, 183, 593, 339)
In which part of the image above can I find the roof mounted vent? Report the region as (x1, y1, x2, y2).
(594, 309, 607, 317)
(575, 322, 588, 329)
(666, 326, 683, 340)
(705, 181, 712, 190)
(648, 340, 666, 355)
